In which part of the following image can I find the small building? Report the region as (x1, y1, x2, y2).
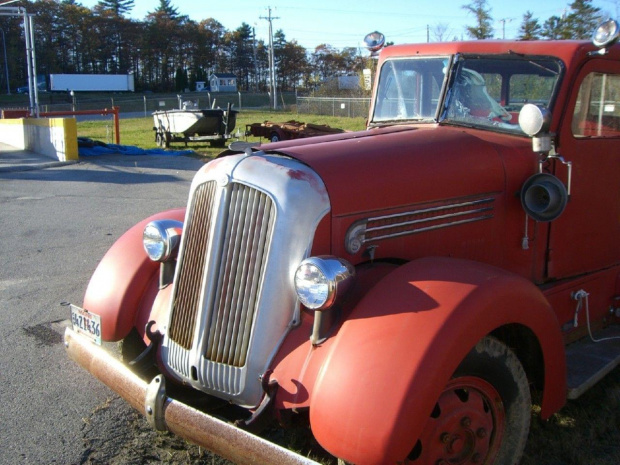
(209, 73, 237, 92)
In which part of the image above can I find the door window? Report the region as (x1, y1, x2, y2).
(572, 72, 620, 138)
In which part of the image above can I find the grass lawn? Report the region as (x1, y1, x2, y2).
(77, 109, 367, 159)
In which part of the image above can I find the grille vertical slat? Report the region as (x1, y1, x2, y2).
(205, 184, 274, 367)
(229, 190, 265, 366)
(236, 193, 271, 365)
(207, 184, 246, 363)
(169, 181, 216, 350)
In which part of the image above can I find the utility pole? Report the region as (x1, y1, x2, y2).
(260, 7, 279, 110)
(498, 18, 513, 39)
(252, 27, 259, 92)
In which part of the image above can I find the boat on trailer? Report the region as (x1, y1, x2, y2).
(153, 102, 238, 148)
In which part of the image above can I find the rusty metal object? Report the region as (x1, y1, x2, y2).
(64, 328, 319, 465)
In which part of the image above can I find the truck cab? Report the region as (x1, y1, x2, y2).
(66, 19, 620, 465)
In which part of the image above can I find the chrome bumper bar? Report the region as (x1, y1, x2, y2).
(64, 328, 319, 465)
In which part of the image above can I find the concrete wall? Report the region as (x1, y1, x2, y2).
(0, 117, 79, 162)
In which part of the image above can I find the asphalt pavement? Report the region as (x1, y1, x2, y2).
(0, 145, 207, 464)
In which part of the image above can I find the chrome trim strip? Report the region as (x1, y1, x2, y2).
(367, 197, 494, 223)
(366, 206, 493, 234)
(366, 214, 494, 243)
(346, 197, 496, 252)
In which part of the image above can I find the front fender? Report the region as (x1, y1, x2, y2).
(309, 257, 566, 465)
(83, 208, 185, 341)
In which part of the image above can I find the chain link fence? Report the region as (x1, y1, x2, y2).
(295, 97, 371, 118)
(34, 92, 278, 116)
(3, 92, 370, 118)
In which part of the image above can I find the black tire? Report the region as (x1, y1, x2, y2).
(118, 327, 147, 364)
(269, 132, 280, 142)
(408, 336, 531, 464)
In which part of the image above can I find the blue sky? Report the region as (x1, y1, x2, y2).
(77, 0, 616, 52)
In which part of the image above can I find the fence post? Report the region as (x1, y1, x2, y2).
(112, 106, 120, 144)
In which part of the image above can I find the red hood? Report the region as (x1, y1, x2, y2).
(260, 125, 511, 217)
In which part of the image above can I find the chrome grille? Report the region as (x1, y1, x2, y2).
(162, 153, 330, 406)
(169, 181, 217, 350)
(205, 184, 275, 367)
(168, 181, 275, 368)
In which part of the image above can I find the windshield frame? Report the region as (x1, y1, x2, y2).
(369, 52, 565, 135)
(369, 55, 453, 127)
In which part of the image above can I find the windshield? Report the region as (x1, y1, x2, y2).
(371, 57, 448, 123)
(444, 56, 563, 133)
(371, 54, 563, 134)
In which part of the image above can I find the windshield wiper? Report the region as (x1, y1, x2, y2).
(368, 118, 434, 128)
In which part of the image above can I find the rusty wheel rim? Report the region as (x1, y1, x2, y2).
(409, 376, 505, 464)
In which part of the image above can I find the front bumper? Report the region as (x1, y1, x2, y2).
(64, 328, 319, 465)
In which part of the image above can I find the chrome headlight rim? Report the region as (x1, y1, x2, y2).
(294, 256, 355, 311)
(142, 219, 183, 262)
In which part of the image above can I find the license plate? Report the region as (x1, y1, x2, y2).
(70, 304, 102, 345)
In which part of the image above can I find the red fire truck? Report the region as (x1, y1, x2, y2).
(66, 19, 620, 465)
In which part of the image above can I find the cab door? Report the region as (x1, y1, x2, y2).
(548, 59, 620, 279)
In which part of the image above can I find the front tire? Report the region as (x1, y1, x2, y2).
(408, 336, 531, 464)
(119, 327, 147, 363)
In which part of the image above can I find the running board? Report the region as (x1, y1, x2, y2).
(566, 325, 620, 399)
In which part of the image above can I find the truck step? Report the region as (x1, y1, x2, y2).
(565, 325, 620, 399)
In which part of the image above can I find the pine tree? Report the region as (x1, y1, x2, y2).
(541, 16, 568, 39)
(151, 0, 180, 20)
(96, 0, 134, 17)
(518, 11, 542, 40)
(462, 0, 493, 39)
(564, 0, 602, 39)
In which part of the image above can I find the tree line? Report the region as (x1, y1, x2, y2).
(0, 0, 609, 94)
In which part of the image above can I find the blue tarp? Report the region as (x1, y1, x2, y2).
(78, 138, 194, 157)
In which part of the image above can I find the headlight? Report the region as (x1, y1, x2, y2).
(294, 256, 355, 310)
(143, 220, 183, 262)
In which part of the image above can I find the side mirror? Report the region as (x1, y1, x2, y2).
(519, 104, 552, 153)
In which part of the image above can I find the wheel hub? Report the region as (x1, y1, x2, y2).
(409, 376, 505, 464)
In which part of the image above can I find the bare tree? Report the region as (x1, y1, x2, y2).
(431, 23, 456, 42)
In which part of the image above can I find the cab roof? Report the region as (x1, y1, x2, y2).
(378, 40, 620, 69)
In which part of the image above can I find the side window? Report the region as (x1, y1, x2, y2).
(572, 72, 620, 138)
